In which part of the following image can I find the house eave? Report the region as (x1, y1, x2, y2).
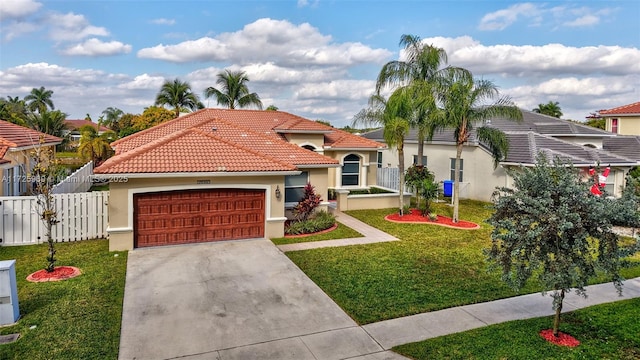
(500, 161, 637, 168)
(324, 146, 386, 151)
(93, 170, 302, 179)
(8, 142, 62, 151)
(295, 163, 340, 169)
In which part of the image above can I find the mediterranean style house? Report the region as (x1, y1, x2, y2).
(94, 109, 385, 250)
(0, 120, 62, 196)
(362, 110, 640, 202)
(598, 101, 640, 136)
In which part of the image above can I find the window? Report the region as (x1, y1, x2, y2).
(450, 158, 463, 182)
(377, 152, 382, 168)
(611, 118, 618, 134)
(302, 145, 316, 151)
(342, 154, 360, 186)
(284, 171, 308, 203)
(412, 155, 428, 166)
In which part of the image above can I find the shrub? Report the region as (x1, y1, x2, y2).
(293, 183, 322, 221)
(285, 211, 336, 235)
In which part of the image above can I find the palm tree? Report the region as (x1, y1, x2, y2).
(25, 86, 55, 114)
(101, 106, 124, 132)
(25, 109, 68, 137)
(434, 68, 522, 222)
(532, 101, 563, 118)
(0, 96, 28, 125)
(353, 88, 413, 214)
(77, 125, 115, 165)
(375, 34, 463, 166)
(155, 78, 203, 118)
(204, 70, 263, 110)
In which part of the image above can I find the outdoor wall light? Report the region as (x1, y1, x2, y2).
(275, 185, 281, 199)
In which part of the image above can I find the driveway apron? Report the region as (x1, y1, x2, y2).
(118, 239, 395, 360)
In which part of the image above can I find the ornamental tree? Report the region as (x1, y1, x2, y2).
(486, 154, 640, 337)
(30, 136, 66, 272)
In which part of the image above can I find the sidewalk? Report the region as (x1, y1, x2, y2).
(275, 212, 640, 353)
(277, 211, 398, 252)
(363, 277, 640, 349)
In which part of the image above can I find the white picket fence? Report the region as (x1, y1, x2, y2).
(377, 167, 400, 190)
(0, 191, 109, 246)
(52, 161, 94, 194)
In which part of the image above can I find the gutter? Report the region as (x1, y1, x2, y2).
(93, 170, 302, 179)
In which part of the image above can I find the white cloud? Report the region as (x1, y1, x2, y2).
(118, 74, 166, 90)
(1, 21, 39, 40)
(60, 38, 132, 56)
(424, 36, 640, 76)
(295, 80, 375, 101)
(479, 3, 541, 31)
(137, 18, 391, 66)
(47, 12, 109, 41)
(150, 18, 175, 25)
(479, 3, 617, 31)
(0, 0, 42, 21)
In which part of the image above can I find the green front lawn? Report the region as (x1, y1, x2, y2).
(286, 200, 640, 324)
(394, 298, 640, 359)
(0, 240, 127, 360)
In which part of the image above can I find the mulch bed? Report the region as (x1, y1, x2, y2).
(26, 266, 82, 283)
(385, 209, 480, 229)
(539, 329, 580, 347)
(284, 223, 338, 238)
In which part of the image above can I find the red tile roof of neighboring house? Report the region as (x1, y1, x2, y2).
(99, 109, 384, 174)
(64, 119, 111, 132)
(0, 120, 63, 148)
(599, 101, 640, 115)
(0, 145, 9, 164)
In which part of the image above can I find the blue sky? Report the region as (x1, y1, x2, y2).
(1, 0, 638, 126)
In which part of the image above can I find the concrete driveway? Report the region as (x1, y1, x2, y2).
(118, 239, 404, 360)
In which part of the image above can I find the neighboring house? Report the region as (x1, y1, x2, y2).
(363, 110, 640, 202)
(598, 101, 640, 136)
(64, 119, 111, 143)
(0, 120, 63, 196)
(93, 109, 385, 251)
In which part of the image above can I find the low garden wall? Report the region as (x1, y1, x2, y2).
(335, 189, 411, 211)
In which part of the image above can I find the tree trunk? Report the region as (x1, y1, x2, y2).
(452, 143, 463, 222)
(417, 131, 425, 166)
(398, 144, 405, 215)
(552, 289, 565, 337)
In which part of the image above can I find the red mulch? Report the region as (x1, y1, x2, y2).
(385, 209, 480, 229)
(26, 266, 82, 283)
(539, 329, 581, 347)
(284, 223, 338, 238)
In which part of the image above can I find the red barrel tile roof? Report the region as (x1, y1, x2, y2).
(599, 101, 640, 115)
(0, 120, 63, 148)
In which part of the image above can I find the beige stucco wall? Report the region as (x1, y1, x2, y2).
(283, 133, 326, 151)
(106, 174, 291, 251)
(325, 149, 377, 189)
(605, 116, 640, 136)
(1, 146, 55, 196)
(336, 190, 412, 211)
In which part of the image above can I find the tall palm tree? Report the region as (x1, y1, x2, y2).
(353, 88, 413, 214)
(0, 96, 28, 125)
(532, 101, 563, 118)
(434, 68, 522, 222)
(375, 34, 463, 166)
(204, 70, 263, 110)
(101, 106, 124, 132)
(155, 78, 203, 118)
(25, 109, 68, 137)
(77, 125, 115, 165)
(25, 86, 55, 114)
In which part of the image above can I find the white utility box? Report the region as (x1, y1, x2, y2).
(0, 260, 20, 325)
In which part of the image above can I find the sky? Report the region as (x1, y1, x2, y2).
(0, 0, 639, 127)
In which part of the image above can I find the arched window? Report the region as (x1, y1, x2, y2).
(302, 145, 316, 151)
(342, 154, 360, 186)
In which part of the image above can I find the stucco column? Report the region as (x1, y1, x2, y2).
(361, 163, 368, 187)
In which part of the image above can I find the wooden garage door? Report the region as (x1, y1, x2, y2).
(134, 189, 265, 248)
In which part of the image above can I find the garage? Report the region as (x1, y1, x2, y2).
(134, 188, 265, 248)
